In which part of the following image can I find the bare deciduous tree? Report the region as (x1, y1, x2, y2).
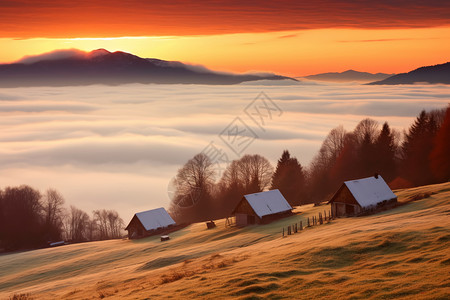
(93, 209, 124, 239)
(236, 154, 274, 193)
(322, 125, 346, 162)
(171, 153, 216, 208)
(107, 210, 124, 238)
(354, 118, 379, 144)
(168, 153, 218, 224)
(42, 188, 65, 241)
(219, 160, 241, 190)
(93, 209, 109, 239)
(67, 206, 90, 242)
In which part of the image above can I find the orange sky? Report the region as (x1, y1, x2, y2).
(0, 1, 449, 75)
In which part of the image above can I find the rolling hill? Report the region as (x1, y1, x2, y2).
(369, 62, 450, 85)
(0, 49, 295, 87)
(303, 70, 393, 83)
(0, 182, 449, 299)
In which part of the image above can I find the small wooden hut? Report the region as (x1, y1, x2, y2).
(125, 207, 176, 239)
(329, 175, 397, 217)
(232, 189, 292, 226)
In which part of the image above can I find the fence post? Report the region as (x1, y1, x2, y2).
(282, 227, 284, 237)
(319, 212, 323, 225)
(307, 217, 310, 227)
(300, 221, 303, 230)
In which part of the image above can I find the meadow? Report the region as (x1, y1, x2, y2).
(1, 182, 449, 299)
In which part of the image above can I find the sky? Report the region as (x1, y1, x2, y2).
(0, 1, 449, 75)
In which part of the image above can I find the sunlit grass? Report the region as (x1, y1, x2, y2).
(0, 182, 449, 299)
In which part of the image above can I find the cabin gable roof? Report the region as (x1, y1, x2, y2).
(125, 207, 175, 232)
(239, 189, 292, 218)
(330, 175, 397, 209)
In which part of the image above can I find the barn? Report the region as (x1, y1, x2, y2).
(232, 189, 293, 226)
(329, 175, 397, 217)
(125, 207, 176, 239)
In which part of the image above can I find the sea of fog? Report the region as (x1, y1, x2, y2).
(0, 80, 448, 220)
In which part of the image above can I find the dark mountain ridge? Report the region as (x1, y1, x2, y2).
(304, 69, 394, 82)
(0, 49, 295, 87)
(369, 62, 450, 85)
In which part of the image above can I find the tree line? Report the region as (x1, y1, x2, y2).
(0, 186, 124, 252)
(169, 105, 450, 224)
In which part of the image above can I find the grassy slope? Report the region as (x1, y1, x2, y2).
(1, 183, 449, 300)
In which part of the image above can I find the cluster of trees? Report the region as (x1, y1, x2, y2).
(0, 186, 124, 251)
(168, 153, 276, 224)
(307, 119, 400, 201)
(169, 106, 450, 224)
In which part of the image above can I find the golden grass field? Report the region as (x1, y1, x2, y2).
(1, 182, 449, 299)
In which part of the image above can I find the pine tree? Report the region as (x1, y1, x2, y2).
(271, 150, 305, 206)
(401, 110, 438, 186)
(271, 150, 291, 189)
(374, 122, 397, 182)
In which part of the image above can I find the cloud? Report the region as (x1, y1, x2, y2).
(1, 1, 449, 38)
(0, 92, 21, 101)
(16, 49, 87, 64)
(338, 38, 439, 43)
(278, 34, 298, 39)
(0, 137, 198, 167)
(0, 101, 96, 112)
(0, 82, 447, 220)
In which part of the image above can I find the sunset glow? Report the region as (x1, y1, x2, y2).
(1, 26, 449, 76)
(1, 1, 449, 75)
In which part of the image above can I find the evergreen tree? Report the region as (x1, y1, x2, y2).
(401, 110, 438, 186)
(271, 150, 291, 189)
(374, 122, 397, 182)
(271, 150, 305, 206)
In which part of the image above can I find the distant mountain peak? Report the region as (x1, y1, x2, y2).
(369, 62, 450, 85)
(88, 48, 111, 58)
(303, 70, 394, 83)
(1, 48, 295, 87)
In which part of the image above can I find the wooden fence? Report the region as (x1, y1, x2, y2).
(282, 209, 334, 238)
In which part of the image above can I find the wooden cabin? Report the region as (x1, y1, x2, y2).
(232, 189, 292, 226)
(329, 175, 397, 217)
(125, 207, 176, 239)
